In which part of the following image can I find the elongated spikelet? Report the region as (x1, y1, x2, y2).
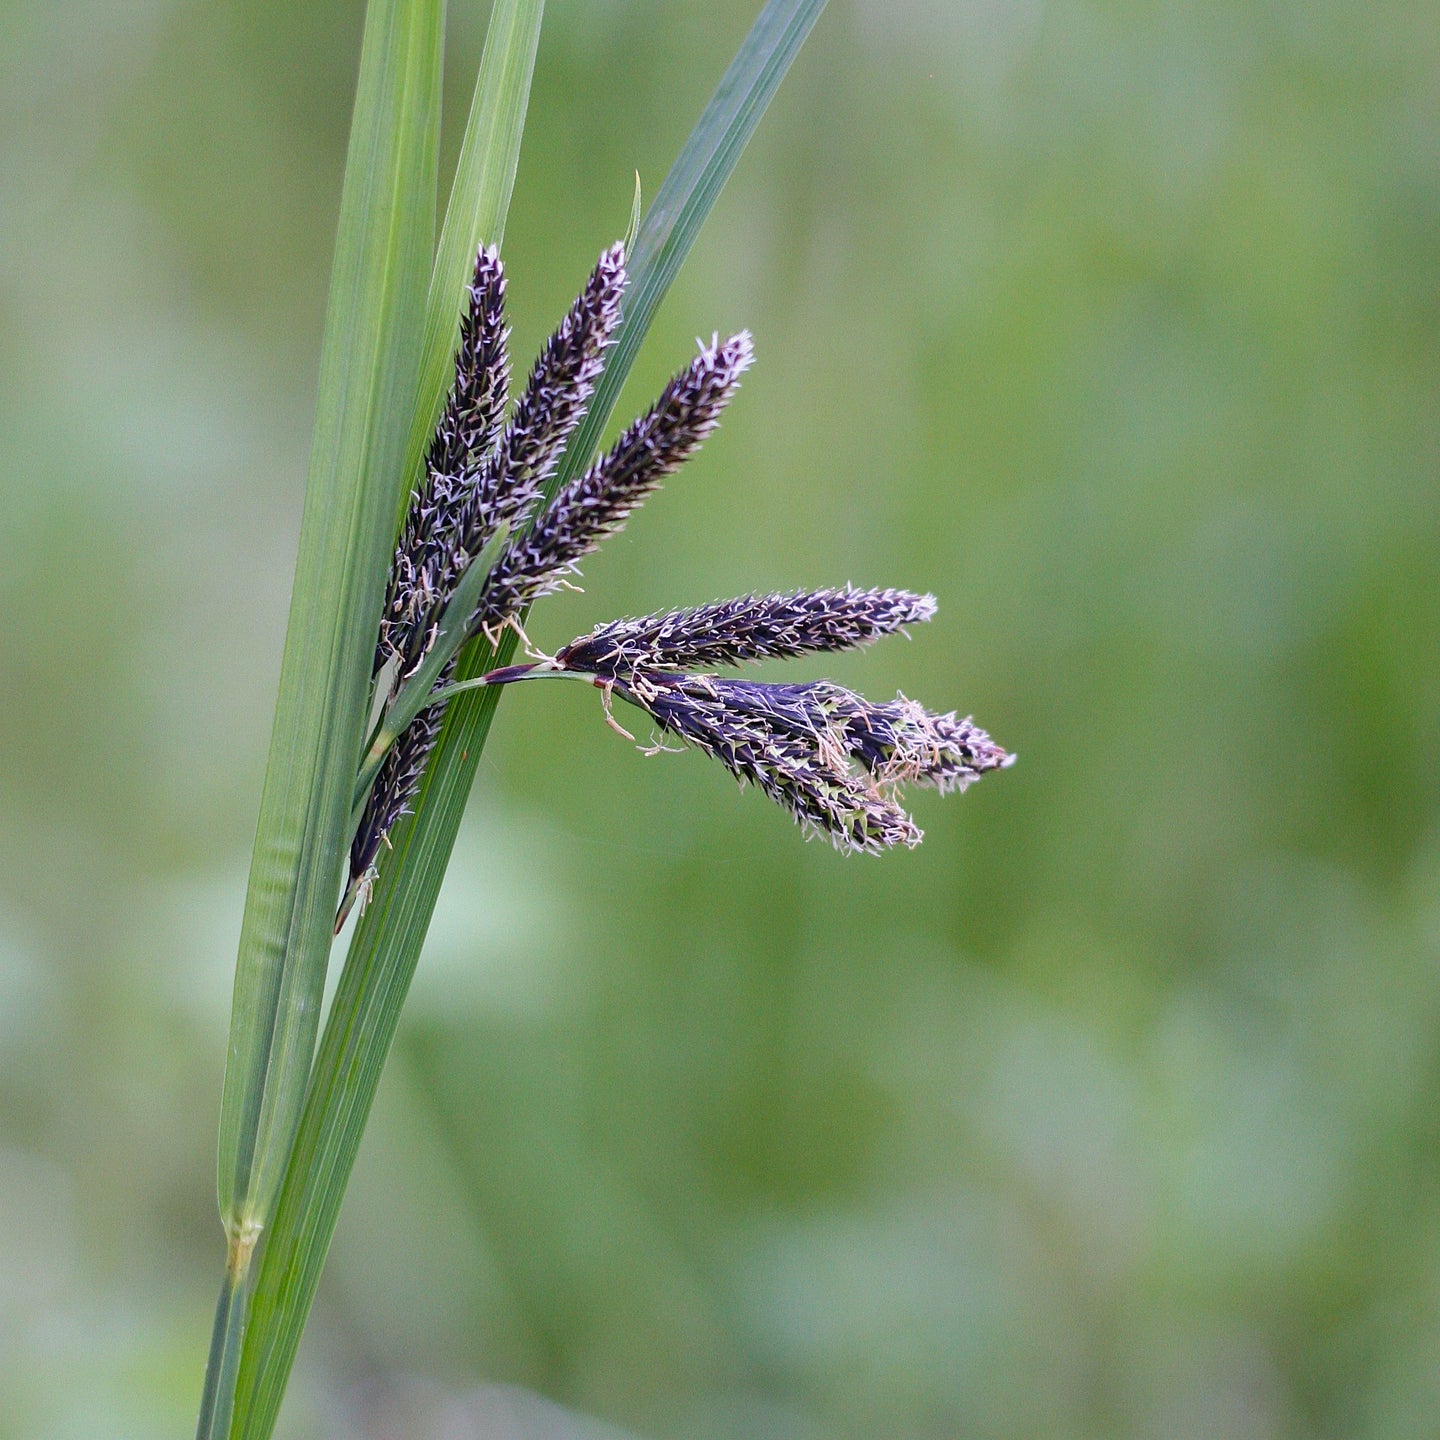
(554, 586, 935, 675)
(348, 694, 445, 889)
(379, 246, 510, 679)
(837, 693, 1012, 794)
(604, 674, 924, 853)
(350, 245, 1013, 913)
(451, 659, 1011, 857)
(538, 589, 1007, 849)
(348, 275, 749, 905)
(429, 246, 511, 478)
(378, 244, 628, 686)
(351, 248, 631, 901)
(461, 242, 626, 556)
(471, 332, 753, 634)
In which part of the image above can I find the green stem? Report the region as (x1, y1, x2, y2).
(352, 660, 590, 814)
(194, 1230, 258, 1440)
(424, 659, 588, 705)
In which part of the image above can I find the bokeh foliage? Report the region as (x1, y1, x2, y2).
(1, 1, 1437, 1437)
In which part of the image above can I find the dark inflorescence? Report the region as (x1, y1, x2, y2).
(377, 244, 628, 688)
(610, 674, 925, 853)
(553, 586, 936, 677)
(477, 241, 627, 551)
(536, 587, 1007, 851)
(351, 246, 633, 893)
(349, 702, 444, 898)
(378, 245, 510, 684)
(836, 692, 1010, 795)
(469, 332, 753, 637)
(348, 254, 756, 900)
(347, 243, 1011, 914)
(560, 667, 1011, 853)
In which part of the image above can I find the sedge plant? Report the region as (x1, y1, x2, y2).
(195, 2, 1010, 1437)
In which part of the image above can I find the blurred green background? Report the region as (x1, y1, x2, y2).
(3, 0, 1439, 1436)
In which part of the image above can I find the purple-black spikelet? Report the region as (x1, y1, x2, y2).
(379, 245, 510, 680)
(348, 243, 1012, 911)
(590, 672, 1010, 853)
(537, 587, 1010, 852)
(380, 245, 630, 687)
(470, 332, 754, 635)
(463, 242, 627, 553)
(352, 247, 630, 901)
(430, 246, 511, 477)
(837, 693, 1012, 794)
(349, 261, 749, 906)
(349, 702, 443, 889)
(553, 586, 936, 676)
(610, 675, 922, 853)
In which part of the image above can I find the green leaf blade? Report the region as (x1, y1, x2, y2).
(231, 680, 509, 1440)
(397, 0, 547, 536)
(228, 1, 548, 1435)
(556, 0, 828, 492)
(215, 0, 444, 1240)
(200, 0, 445, 1435)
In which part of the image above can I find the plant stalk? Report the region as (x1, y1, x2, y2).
(224, 3, 827, 1433)
(194, 1227, 259, 1440)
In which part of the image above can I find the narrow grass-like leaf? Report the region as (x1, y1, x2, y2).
(230, 681, 510, 1440)
(556, 0, 828, 493)
(215, 0, 443, 1253)
(228, 4, 546, 1437)
(193, 1267, 247, 1440)
(233, 3, 827, 1434)
(199, 0, 442, 1436)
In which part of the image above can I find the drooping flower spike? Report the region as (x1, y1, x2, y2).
(495, 596, 1012, 851)
(609, 674, 926, 854)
